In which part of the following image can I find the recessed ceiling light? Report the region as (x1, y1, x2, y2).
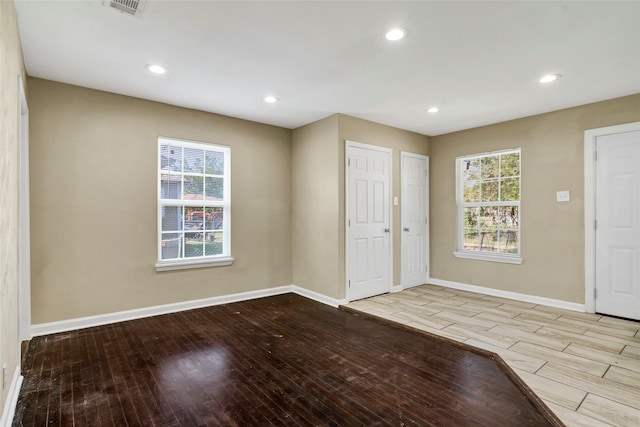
(427, 107, 439, 113)
(385, 28, 405, 41)
(146, 64, 166, 74)
(264, 95, 279, 103)
(539, 74, 561, 83)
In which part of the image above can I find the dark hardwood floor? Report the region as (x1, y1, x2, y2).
(14, 294, 562, 426)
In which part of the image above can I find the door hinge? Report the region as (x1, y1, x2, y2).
(594, 288, 597, 298)
(348, 280, 351, 288)
(348, 219, 351, 227)
(348, 158, 351, 167)
(594, 151, 598, 162)
(425, 265, 428, 273)
(425, 217, 428, 225)
(594, 220, 597, 230)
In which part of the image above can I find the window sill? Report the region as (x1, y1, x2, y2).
(453, 251, 522, 265)
(155, 256, 234, 272)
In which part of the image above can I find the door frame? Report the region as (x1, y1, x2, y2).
(584, 121, 640, 313)
(345, 140, 393, 302)
(400, 151, 429, 288)
(18, 75, 31, 342)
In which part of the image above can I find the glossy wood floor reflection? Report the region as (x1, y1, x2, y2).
(14, 294, 560, 426)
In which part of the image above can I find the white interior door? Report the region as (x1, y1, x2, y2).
(347, 142, 391, 301)
(595, 130, 640, 320)
(401, 152, 429, 288)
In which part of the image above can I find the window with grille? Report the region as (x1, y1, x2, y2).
(454, 148, 522, 264)
(156, 137, 232, 271)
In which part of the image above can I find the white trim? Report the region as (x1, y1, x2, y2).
(456, 148, 521, 258)
(402, 282, 424, 290)
(345, 140, 393, 154)
(158, 136, 230, 152)
(30, 285, 343, 336)
(0, 367, 23, 427)
(291, 286, 347, 308)
(344, 143, 351, 302)
(345, 140, 393, 302)
(456, 147, 521, 162)
(400, 152, 430, 288)
(32, 286, 293, 336)
(430, 278, 585, 312)
(584, 121, 640, 313)
(157, 137, 231, 265)
(391, 285, 403, 293)
(155, 256, 234, 271)
(425, 156, 430, 286)
(453, 251, 523, 264)
(17, 75, 31, 342)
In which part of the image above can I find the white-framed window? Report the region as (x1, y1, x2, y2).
(454, 148, 522, 264)
(155, 137, 233, 271)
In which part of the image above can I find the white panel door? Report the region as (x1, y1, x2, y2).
(347, 143, 391, 301)
(596, 130, 640, 320)
(401, 153, 429, 288)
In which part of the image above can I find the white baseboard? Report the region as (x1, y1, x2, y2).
(391, 285, 403, 293)
(400, 278, 430, 291)
(32, 285, 295, 337)
(429, 278, 586, 312)
(292, 286, 346, 307)
(0, 366, 23, 427)
(31, 285, 344, 337)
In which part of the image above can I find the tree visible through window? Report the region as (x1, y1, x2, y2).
(457, 149, 520, 257)
(158, 137, 230, 264)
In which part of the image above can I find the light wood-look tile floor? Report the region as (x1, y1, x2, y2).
(344, 284, 640, 427)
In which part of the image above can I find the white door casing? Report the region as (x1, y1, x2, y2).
(595, 130, 640, 320)
(585, 121, 640, 319)
(346, 141, 392, 301)
(18, 75, 31, 342)
(401, 152, 429, 288)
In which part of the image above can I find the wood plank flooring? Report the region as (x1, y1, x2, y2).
(345, 285, 640, 427)
(14, 294, 560, 426)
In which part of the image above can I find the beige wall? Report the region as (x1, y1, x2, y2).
(338, 115, 430, 290)
(430, 94, 640, 303)
(0, 0, 26, 416)
(28, 78, 292, 324)
(21, 37, 640, 339)
(29, 79, 429, 320)
(291, 115, 341, 297)
(291, 114, 429, 300)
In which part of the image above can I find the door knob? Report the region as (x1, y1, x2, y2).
(404, 227, 410, 232)
(384, 228, 390, 233)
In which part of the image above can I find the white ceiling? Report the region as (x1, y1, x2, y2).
(14, 0, 640, 136)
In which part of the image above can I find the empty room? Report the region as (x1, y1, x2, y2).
(1, 1, 639, 426)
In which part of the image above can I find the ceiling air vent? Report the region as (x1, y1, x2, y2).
(104, 0, 146, 17)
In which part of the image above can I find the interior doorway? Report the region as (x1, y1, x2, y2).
(585, 121, 640, 320)
(401, 152, 429, 288)
(346, 141, 392, 301)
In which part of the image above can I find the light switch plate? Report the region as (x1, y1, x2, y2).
(556, 190, 570, 202)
